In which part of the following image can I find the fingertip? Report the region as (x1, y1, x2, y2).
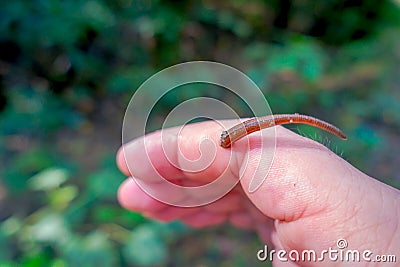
(117, 178, 138, 210)
(116, 147, 130, 176)
(118, 178, 165, 212)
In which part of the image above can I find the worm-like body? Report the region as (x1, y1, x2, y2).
(220, 114, 347, 148)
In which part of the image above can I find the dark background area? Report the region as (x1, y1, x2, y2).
(1, 0, 400, 266)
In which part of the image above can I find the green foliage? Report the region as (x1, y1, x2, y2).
(0, 0, 399, 266)
(123, 224, 168, 266)
(61, 231, 118, 267)
(28, 168, 69, 191)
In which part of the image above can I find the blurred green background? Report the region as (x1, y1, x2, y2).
(1, 0, 400, 266)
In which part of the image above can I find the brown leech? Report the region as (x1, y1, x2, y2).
(220, 114, 347, 148)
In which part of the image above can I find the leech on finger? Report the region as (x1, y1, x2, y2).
(220, 114, 347, 148)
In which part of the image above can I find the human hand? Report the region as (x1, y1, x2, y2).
(117, 120, 400, 266)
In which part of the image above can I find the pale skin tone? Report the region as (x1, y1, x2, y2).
(117, 120, 400, 266)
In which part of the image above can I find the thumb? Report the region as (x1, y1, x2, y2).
(239, 127, 400, 261)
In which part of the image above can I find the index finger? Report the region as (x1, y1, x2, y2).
(117, 120, 254, 207)
(117, 120, 235, 183)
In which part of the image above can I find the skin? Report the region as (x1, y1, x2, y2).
(116, 120, 400, 266)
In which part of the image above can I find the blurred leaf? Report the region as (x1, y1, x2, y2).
(92, 206, 122, 223)
(119, 211, 147, 227)
(28, 168, 69, 191)
(80, 0, 116, 30)
(61, 231, 118, 267)
(355, 126, 381, 148)
(267, 40, 325, 82)
(87, 168, 125, 199)
(123, 224, 167, 266)
(218, 11, 236, 30)
(3, 149, 57, 193)
(20, 251, 52, 267)
(0, 90, 82, 135)
(48, 185, 78, 209)
(0, 231, 12, 261)
(243, 42, 269, 61)
(93, 205, 147, 226)
(107, 66, 151, 93)
(28, 213, 70, 243)
(50, 258, 68, 267)
(150, 221, 189, 243)
(1, 216, 23, 236)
